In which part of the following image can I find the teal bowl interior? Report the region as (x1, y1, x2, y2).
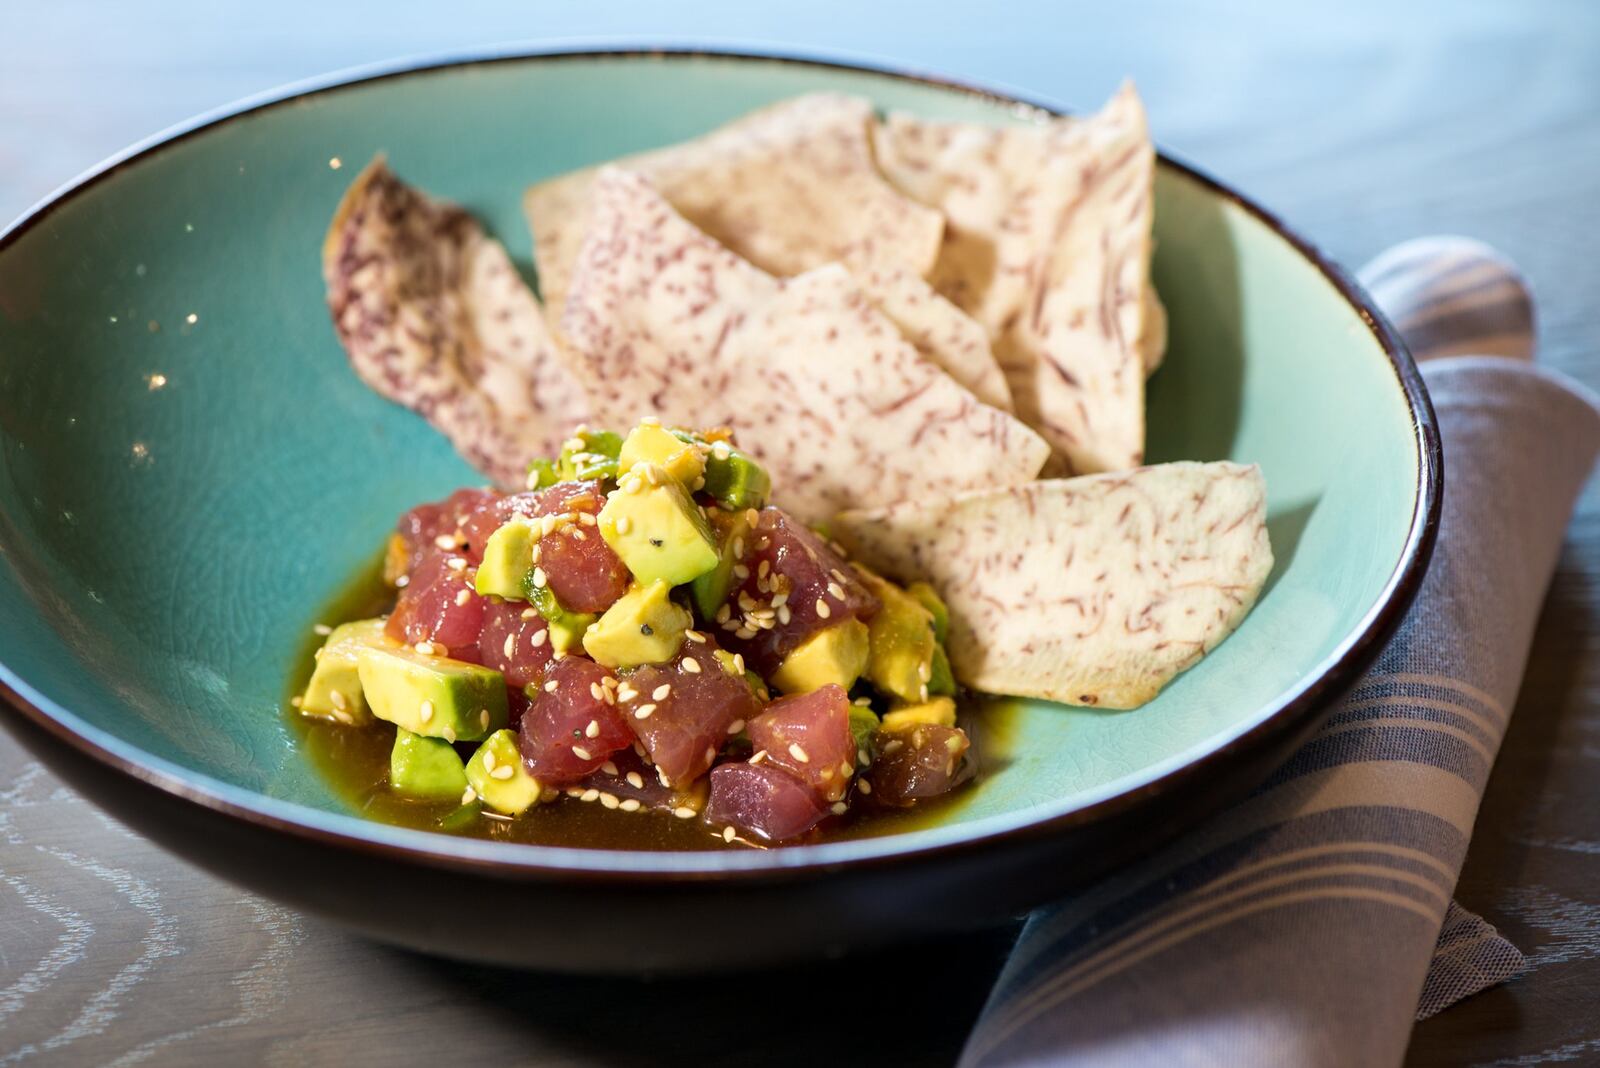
(0, 50, 1428, 871)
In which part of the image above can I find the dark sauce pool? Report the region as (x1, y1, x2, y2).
(286, 556, 1016, 850)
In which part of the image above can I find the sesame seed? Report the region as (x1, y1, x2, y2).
(572, 745, 593, 760)
(722, 826, 736, 843)
(858, 779, 872, 795)
(815, 599, 832, 619)
(563, 436, 585, 452)
(544, 679, 559, 692)
(788, 743, 810, 764)
(483, 749, 497, 772)
(333, 711, 354, 725)
(827, 581, 845, 600)
(657, 767, 672, 787)
(503, 633, 517, 658)
(728, 719, 746, 735)
(918, 659, 933, 682)
(715, 604, 732, 624)
(745, 509, 760, 526)
(705, 746, 718, 763)
(532, 629, 548, 648)
(443, 727, 456, 742)
(573, 529, 587, 541)
(395, 575, 410, 588)
(613, 514, 632, 535)
(579, 512, 597, 526)
(418, 699, 434, 723)
(455, 588, 472, 607)
(731, 536, 745, 559)
(644, 467, 662, 486)
(685, 629, 707, 644)
(330, 690, 348, 711)
(599, 792, 620, 810)
(581, 788, 600, 802)
(673, 806, 697, 819)
(945, 736, 965, 752)
(883, 739, 903, 754)
(751, 749, 768, 764)
(733, 564, 751, 580)
(653, 684, 672, 700)
(732, 653, 745, 674)
(620, 798, 642, 812)
(553, 649, 566, 660)
(682, 657, 701, 674)
(840, 762, 854, 779)
(446, 557, 466, 572)
(920, 683, 930, 701)
(820, 766, 834, 781)
(522, 608, 538, 620)
(626, 771, 645, 789)
(634, 703, 656, 720)
(770, 592, 788, 608)
(735, 627, 758, 640)
(623, 476, 643, 494)
(415, 641, 436, 655)
(830, 802, 848, 815)
(712, 441, 732, 461)
(777, 605, 792, 625)
(491, 765, 514, 780)
(589, 682, 603, 701)
(290, 695, 303, 708)
(532, 567, 548, 588)
(480, 709, 490, 730)
(462, 786, 477, 804)
(434, 534, 457, 549)
(599, 760, 618, 776)
(616, 684, 638, 703)
(758, 560, 771, 579)
(854, 696, 873, 706)
(313, 623, 333, 636)
(585, 719, 601, 738)
(541, 788, 560, 803)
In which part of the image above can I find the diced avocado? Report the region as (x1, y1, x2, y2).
(438, 801, 482, 831)
(619, 424, 706, 486)
(356, 644, 508, 742)
(466, 729, 542, 815)
(547, 611, 596, 655)
(771, 618, 870, 694)
(848, 704, 879, 757)
(881, 697, 957, 730)
(598, 472, 719, 586)
(929, 643, 957, 697)
(907, 581, 950, 644)
(382, 533, 409, 587)
(475, 519, 536, 601)
(583, 580, 691, 668)
(557, 428, 623, 481)
(858, 571, 937, 704)
(299, 618, 393, 725)
(690, 507, 756, 617)
(389, 728, 469, 801)
(702, 444, 770, 511)
(525, 457, 560, 489)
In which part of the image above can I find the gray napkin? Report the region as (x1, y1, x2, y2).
(961, 238, 1600, 1068)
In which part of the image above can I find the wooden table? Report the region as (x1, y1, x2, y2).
(2, 1, 1596, 1063)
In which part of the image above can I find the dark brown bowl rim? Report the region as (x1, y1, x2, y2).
(0, 42, 1442, 884)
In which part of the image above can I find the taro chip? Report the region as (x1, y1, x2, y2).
(558, 167, 1051, 524)
(833, 461, 1273, 709)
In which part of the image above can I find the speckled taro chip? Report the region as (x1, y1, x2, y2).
(875, 83, 1167, 475)
(524, 93, 1014, 411)
(322, 158, 589, 487)
(558, 166, 1051, 525)
(832, 462, 1272, 709)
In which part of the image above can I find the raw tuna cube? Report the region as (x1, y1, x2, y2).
(616, 638, 761, 788)
(867, 724, 974, 806)
(476, 598, 556, 690)
(385, 551, 487, 654)
(706, 762, 828, 842)
(461, 479, 629, 613)
(714, 507, 880, 677)
(518, 656, 634, 784)
(748, 684, 856, 802)
(395, 487, 501, 574)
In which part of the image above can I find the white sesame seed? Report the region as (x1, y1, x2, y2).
(588, 682, 603, 701)
(830, 802, 848, 816)
(455, 588, 472, 607)
(682, 657, 701, 674)
(854, 696, 873, 706)
(751, 749, 768, 765)
(858, 778, 872, 794)
(616, 684, 638, 703)
(728, 719, 746, 735)
(446, 557, 466, 572)
(673, 806, 697, 819)
(290, 695, 303, 708)
(491, 765, 514, 780)
(920, 683, 930, 701)
(532, 629, 548, 648)
(415, 641, 436, 655)
(503, 633, 517, 658)
(395, 575, 410, 588)
(736, 627, 758, 640)
(715, 604, 732, 624)
(434, 534, 458, 549)
(745, 509, 760, 526)
(652, 684, 672, 701)
(758, 560, 771, 579)
(623, 476, 643, 494)
(313, 622, 333, 636)
(731, 536, 745, 559)
(685, 630, 707, 644)
(572, 745, 593, 760)
(882, 739, 903, 754)
(599, 792, 620, 810)
(788, 743, 810, 764)
(579, 512, 597, 526)
(770, 591, 788, 608)
(599, 760, 618, 776)
(815, 599, 832, 619)
(821, 766, 835, 781)
(777, 605, 792, 625)
(946, 736, 964, 752)
(585, 719, 601, 738)
(711, 441, 732, 461)
(581, 788, 600, 803)
(840, 761, 854, 779)
(657, 767, 672, 787)
(733, 565, 751, 580)
(722, 826, 736, 843)
(483, 749, 497, 772)
(330, 690, 348, 712)
(532, 567, 548, 588)
(827, 581, 846, 600)
(521, 608, 538, 620)
(443, 727, 456, 742)
(462, 786, 477, 804)
(480, 709, 489, 730)
(705, 746, 718, 764)
(544, 679, 558, 692)
(418, 699, 434, 723)
(634, 703, 656, 720)
(573, 529, 587, 541)
(918, 659, 933, 682)
(626, 771, 645, 789)
(620, 798, 642, 812)
(732, 653, 745, 674)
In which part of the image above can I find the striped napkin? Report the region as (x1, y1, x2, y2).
(961, 238, 1600, 1068)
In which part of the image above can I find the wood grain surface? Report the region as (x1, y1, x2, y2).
(2, 1, 1597, 1064)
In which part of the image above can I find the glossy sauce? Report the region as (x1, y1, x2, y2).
(286, 559, 1012, 850)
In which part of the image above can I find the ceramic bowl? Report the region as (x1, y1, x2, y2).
(0, 47, 1439, 972)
